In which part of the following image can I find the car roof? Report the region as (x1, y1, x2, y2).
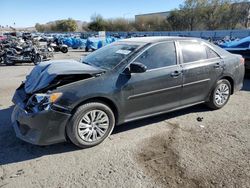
(118, 36, 230, 57)
(119, 36, 201, 43)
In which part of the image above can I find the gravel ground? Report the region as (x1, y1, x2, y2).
(0, 50, 249, 188)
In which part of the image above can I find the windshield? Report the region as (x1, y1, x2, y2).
(82, 43, 140, 70)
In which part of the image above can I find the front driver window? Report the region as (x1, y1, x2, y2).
(134, 42, 177, 70)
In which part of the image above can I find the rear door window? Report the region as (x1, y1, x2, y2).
(179, 41, 207, 63)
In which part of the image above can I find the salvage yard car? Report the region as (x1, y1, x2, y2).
(11, 37, 245, 148)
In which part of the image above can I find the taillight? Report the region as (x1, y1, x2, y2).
(240, 57, 245, 65)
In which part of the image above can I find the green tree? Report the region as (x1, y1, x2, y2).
(35, 19, 77, 32)
(135, 16, 171, 31)
(35, 23, 45, 32)
(88, 14, 107, 31)
(167, 0, 250, 31)
(55, 18, 77, 32)
(168, 9, 189, 31)
(106, 18, 135, 31)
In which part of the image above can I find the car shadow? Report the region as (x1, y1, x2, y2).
(242, 71, 250, 91)
(1, 76, 249, 165)
(0, 105, 79, 165)
(0, 103, 210, 165)
(113, 104, 210, 134)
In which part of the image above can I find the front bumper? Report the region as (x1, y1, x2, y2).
(11, 87, 71, 146)
(11, 104, 71, 146)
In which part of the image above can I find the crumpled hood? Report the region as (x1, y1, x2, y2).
(24, 59, 103, 94)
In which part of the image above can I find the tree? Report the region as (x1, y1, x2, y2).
(88, 14, 107, 31)
(35, 19, 77, 32)
(135, 16, 171, 31)
(167, 0, 249, 31)
(35, 23, 47, 32)
(168, 9, 189, 31)
(105, 18, 135, 31)
(227, 1, 250, 29)
(55, 18, 77, 32)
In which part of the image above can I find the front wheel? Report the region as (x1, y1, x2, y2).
(33, 54, 42, 65)
(4, 56, 14, 66)
(61, 47, 68, 53)
(207, 79, 231, 110)
(66, 102, 115, 148)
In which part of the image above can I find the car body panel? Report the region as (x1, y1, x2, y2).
(120, 65, 183, 120)
(11, 37, 245, 145)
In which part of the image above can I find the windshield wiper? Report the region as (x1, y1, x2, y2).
(82, 61, 91, 65)
(82, 60, 108, 71)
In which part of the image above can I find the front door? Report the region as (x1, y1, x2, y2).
(120, 41, 183, 121)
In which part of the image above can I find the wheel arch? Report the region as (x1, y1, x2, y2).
(220, 76, 234, 94)
(71, 97, 119, 124)
(206, 75, 235, 102)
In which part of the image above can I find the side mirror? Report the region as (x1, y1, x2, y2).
(129, 62, 147, 73)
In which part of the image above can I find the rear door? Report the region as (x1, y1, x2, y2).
(121, 41, 183, 120)
(177, 40, 224, 105)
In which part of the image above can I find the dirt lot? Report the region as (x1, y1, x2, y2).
(0, 50, 250, 188)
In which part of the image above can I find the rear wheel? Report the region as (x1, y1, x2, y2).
(66, 102, 115, 148)
(33, 54, 42, 65)
(61, 47, 68, 53)
(207, 79, 231, 109)
(4, 56, 14, 66)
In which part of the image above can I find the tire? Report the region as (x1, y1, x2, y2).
(66, 102, 115, 148)
(207, 79, 231, 110)
(85, 47, 89, 52)
(33, 54, 42, 65)
(61, 47, 68, 53)
(4, 56, 14, 66)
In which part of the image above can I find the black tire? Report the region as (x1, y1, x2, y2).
(66, 102, 115, 148)
(207, 79, 231, 110)
(85, 47, 89, 52)
(4, 56, 14, 66)
(33, 54, 42, 65)
(61, 47, 68, 53)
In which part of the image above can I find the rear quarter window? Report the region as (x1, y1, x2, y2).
(206, 46, 220, 59)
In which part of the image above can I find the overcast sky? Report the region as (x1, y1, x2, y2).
(0, 0, 184, 27)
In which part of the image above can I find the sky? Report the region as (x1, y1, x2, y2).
(0, 0, 184, 27)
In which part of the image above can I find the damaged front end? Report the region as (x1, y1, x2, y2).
(11, 83, 71, 145)
(11, 60, 104, 145)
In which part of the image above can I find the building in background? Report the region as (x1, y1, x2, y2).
(135, 11, 170, 22)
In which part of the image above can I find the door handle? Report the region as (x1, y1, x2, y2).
(214, 62, 222, 69)
(171, 70, 182, 78)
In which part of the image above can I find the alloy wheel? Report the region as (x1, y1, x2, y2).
(77, 110, 109, 142)
(214, 83, 230, 106)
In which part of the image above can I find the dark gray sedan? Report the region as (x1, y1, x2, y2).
(12, 37, 245, 148)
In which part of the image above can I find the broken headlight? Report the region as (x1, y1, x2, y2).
(26, 93, 62, 112)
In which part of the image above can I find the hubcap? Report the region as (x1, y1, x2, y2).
(215, 83, 229, 106)
(78, 110, 109, 142)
